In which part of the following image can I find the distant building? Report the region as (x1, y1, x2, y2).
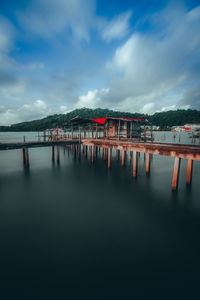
(171, 124, 200, 134)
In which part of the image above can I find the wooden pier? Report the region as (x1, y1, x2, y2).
(81, 138, 200, 191)
(0, 122, 200, 191)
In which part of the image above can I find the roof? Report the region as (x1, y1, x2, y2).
(68, 115, 148, 125)
(91, 117, 148, 125)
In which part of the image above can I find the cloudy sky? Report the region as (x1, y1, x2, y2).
(0, 0, 199, 125)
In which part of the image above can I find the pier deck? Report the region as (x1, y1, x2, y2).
(81, 138, 200, 161)
(0, 140, 79, 150)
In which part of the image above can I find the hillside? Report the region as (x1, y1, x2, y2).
(0, 108, 200, 131)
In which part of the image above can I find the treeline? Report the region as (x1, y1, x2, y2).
(0, 108, 200, 132)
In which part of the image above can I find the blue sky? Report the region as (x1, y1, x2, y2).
(0, 0, 200, 125)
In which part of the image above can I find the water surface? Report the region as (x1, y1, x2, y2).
(0, 132, 200, 299)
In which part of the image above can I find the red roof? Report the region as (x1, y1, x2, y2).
(91, 118, 107, 124)
(91, 117, 147, 125)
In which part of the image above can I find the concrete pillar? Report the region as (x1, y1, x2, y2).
(133, 151, 137, 177)
(122, 150, 125, 167)
(146, 153, 150, 175)
(108, 148, 111, 169)
(186, 159, 193, 185)
(172, 157, 181, 191)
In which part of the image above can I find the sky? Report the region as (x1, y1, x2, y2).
(0, 0, 200, 125)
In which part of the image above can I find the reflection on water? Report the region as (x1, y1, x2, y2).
(0, 133, 200, 298)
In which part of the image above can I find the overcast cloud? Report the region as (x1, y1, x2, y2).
(0, 0, 199, 125)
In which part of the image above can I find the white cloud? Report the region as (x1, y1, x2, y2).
(141, 103, 155, 114)
(0, 16, 15, 52)
(59, 105, 69, 114)
(0, 100, 69, 125)
(159, 104, 190, 112)
(102, 11, 132, 42)
(102, 5, 200, 112)
(27, 62, 45, 71)
(74, 88, 110, 109)
(17, 0, 95, 41)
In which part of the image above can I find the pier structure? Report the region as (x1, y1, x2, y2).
(0, 115, 200, 191)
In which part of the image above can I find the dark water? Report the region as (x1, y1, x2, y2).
(0, 133, 200, 299)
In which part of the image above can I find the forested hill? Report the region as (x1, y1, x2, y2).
(0, 108, 200, 131)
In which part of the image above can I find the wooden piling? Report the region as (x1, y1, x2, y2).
(91, 146, 94, 163)
(122, 150, 125, 167)
(108, 148, 111, 169)
(186, 159, 193, 185)
(116, 150, 119, 160)
(172, 157, 181, 190)
(57, 147, 60, 162)
(22, 148, 25, 164)
(103, 148, 106, 160)
(52, 146, 55, 161)
(77, 144, 80, 159)
(133, 151, 137, 177)
(72, 144, 75, 156)
(25, 148, 29, 167)
(146, 153, 150, 175)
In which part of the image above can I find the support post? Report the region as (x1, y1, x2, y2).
(122, 150, 125, 167)
(91, 146, 94, 163)
(108, 148, 111, 169)
(79, 126, 81, 144)
(71, 125, 73, 140)
(52, 146, 55, 161)
(146, 153, 150, 175)
(22, 148, 25, 164)
(77, 144, 80, 159)
(172, 157, 181, 191)
(57, 146, 60, 163)
(103, 148, 106, 160)
(116, 150, 119, 160)
(133, 151, 137, 177)
(118, 120, 121, 140)
(186, 159, 193, 185)
(25, 148, 29, 167)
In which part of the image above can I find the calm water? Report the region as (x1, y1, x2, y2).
(0, 132, 200, 299)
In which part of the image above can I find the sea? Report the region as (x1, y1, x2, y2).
(0, 131, 200, 299)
